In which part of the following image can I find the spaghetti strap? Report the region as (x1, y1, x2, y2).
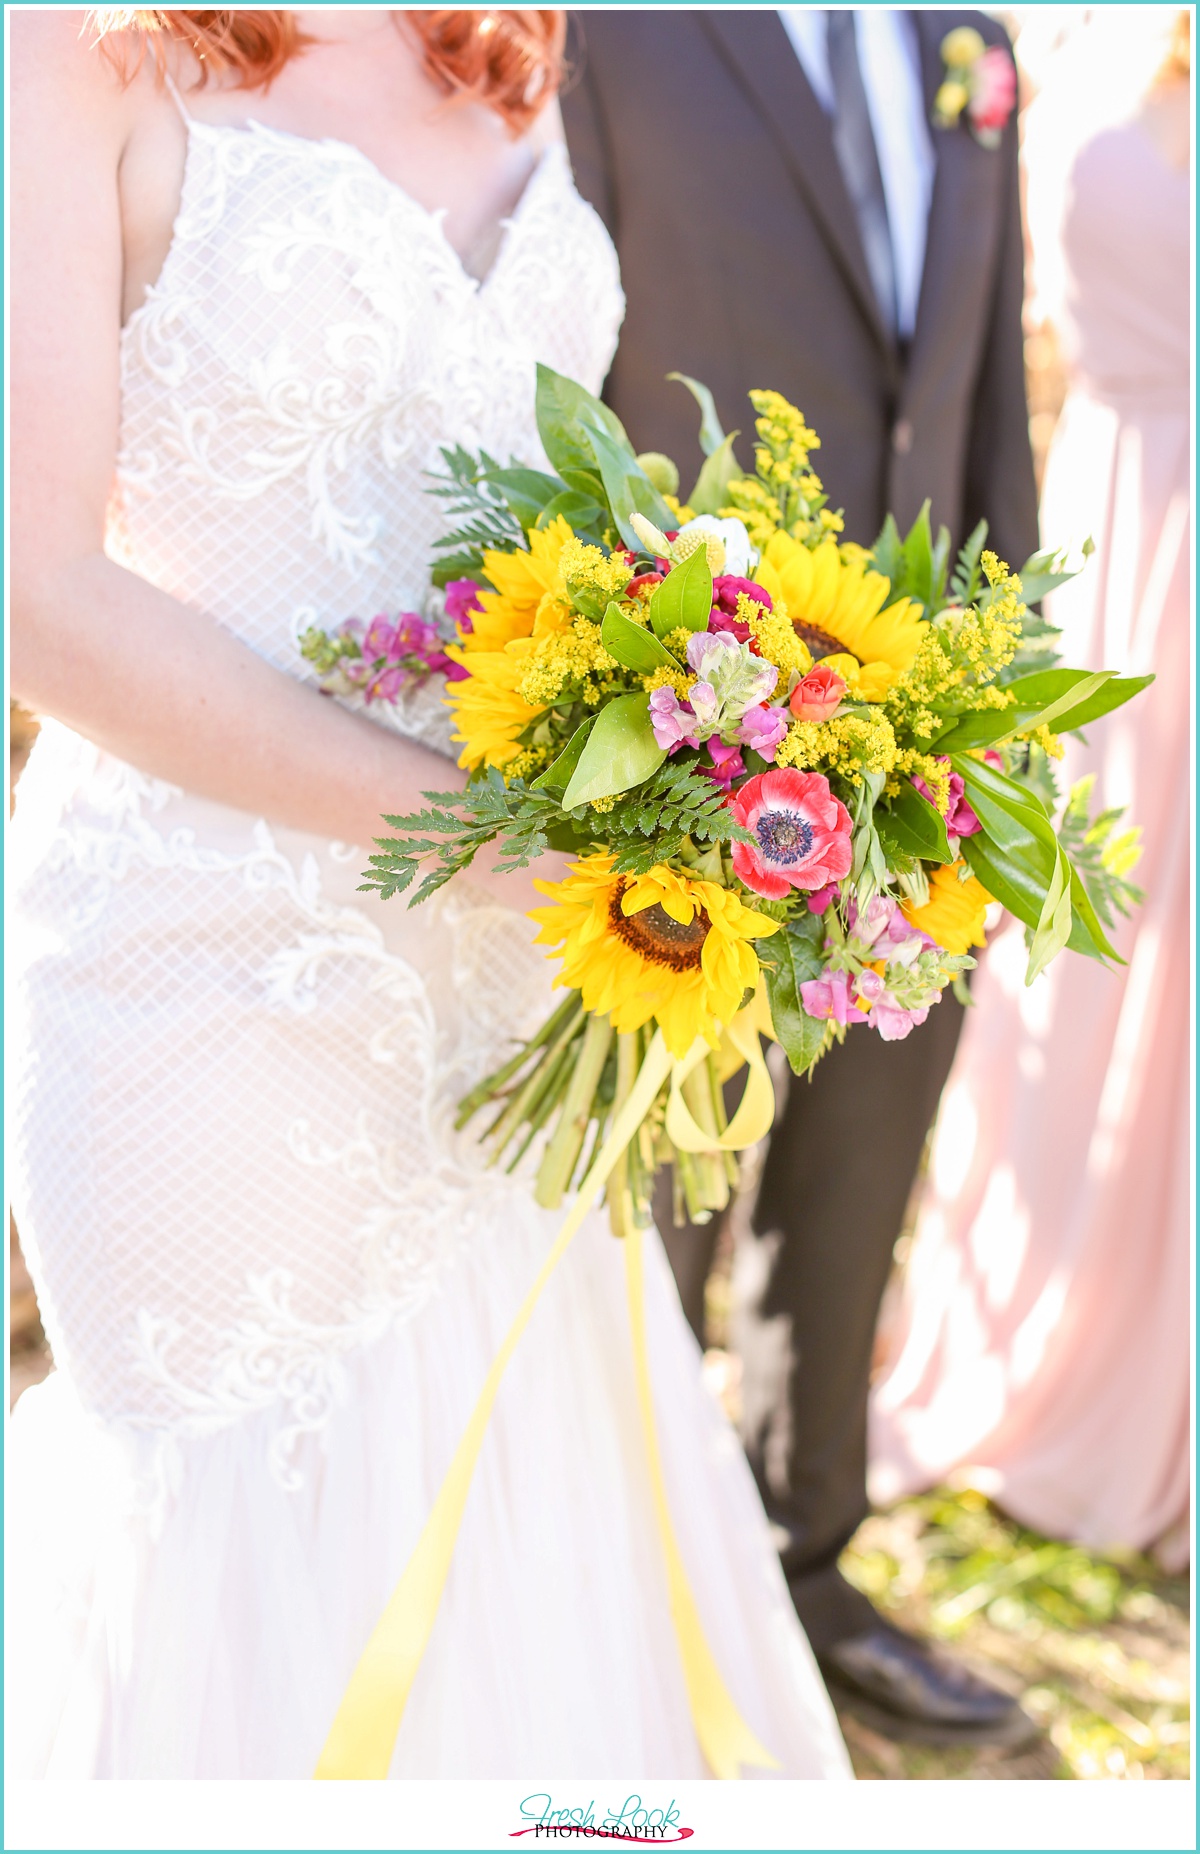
(162, 70, 193, 123)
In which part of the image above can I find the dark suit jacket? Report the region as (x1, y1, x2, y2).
(562, 8, 1038, 572)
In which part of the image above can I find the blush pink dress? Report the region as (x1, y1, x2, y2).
(868, 86, 1191, 1564)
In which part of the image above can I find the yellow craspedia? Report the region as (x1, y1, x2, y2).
(941, 26, 985, 67)
(754, 532, 926, 698)
(901, 862, 992, 956)
(529, 857, 780, 1057)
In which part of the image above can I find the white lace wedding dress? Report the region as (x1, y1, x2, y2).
(7, 103, 851, 1780)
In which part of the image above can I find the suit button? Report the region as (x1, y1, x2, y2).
(892, 418, 914, 455)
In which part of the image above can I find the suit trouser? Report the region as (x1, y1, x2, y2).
(656, 995, 965, 1655)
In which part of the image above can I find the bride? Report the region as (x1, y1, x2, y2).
(9, 7, 850, 1779)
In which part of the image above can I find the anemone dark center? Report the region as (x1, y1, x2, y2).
(610, 887, 708, 971)
(793, 620, 858, 663)
(756, 810, 814, 865)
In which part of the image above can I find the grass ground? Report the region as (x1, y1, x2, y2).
(837, 1487, 1190, 1780)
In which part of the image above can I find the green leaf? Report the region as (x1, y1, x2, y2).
(869, 512, 904, 592)
(599, 603, 682, 676)
(1015, 545, 1084, 606)
(531, 717, 596, 793)
(535, 363, 631, 479)
(876, 780, 954, 865)
(902, 500, 934, 611)
(1005, 668, 1154, 734)
(536, 490, 605, 533)
(583, 419, 678, 550)
(687, 431, 744, 517)
(932, 669, 1154, 753)
(761, 915, 830, 1076)
(648, 546, 714, 639)
(1025, 846, 1073, 985)
(561, 692, 667, 809)
(485, 465, 566, 530)
(953, 755, 1077, 970)
(959, 832, 1050, 933)
(930, 523, 952, 613)
(949, 518, 988, 606)
(1065, 863, 1123, 964)
(666, 371, 727, 456)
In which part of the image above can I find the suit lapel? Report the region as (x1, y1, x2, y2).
(702, 10, 897, 362)
(908, 12, 1005, 383)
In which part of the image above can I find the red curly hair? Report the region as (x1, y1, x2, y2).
(89, 9, 566, 134)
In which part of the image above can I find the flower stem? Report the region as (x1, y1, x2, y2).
(534, 1012, 614, 1209)
(679, 1057, 731, 1220)
(605, 1032, 642, 1238)
(454, 990, 582, 1130)
(483, 1003, 584, 1161)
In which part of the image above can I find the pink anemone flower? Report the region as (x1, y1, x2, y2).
(729, 768, 853, 900)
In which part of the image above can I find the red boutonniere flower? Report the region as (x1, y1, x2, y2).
(933, 28, 1017, 150)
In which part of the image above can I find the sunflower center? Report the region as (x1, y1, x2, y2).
(610, 887, 708, 971)
(756, 810, 814, 865)
(794, 620, 859, 664)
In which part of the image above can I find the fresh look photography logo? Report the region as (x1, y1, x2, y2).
(511, 1793, 694, 1843)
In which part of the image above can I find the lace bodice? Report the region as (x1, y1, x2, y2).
(108, 112, 622, 704)
(11, 109, 623, 1473)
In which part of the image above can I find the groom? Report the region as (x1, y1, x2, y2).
(564, 9, 1038, 1743)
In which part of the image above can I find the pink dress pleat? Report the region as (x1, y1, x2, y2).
(869, 100, 1191, 1564)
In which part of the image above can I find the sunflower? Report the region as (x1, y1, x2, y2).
(901, 861, 992, 955)
(457, 515, 576, 654)
(445, 649, 546, 771)
(529, 857, 780, 1057)
(754, 532, 926, 700)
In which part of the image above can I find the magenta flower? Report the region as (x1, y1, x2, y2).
(702, 738, 746, 788)
(911, 759, 982, 839)
(729, 768, 854, 900)
(708, 606, 752, 644)
(445, 579, 484, 634)
(806, 883, 840, 915)
(738, 702, 790, 759)
(712, 575, 773, 615)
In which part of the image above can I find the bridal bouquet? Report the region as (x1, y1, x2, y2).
(303, 369, 1149, 1234)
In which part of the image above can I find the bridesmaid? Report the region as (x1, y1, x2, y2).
(869, 10, 1191, 1566)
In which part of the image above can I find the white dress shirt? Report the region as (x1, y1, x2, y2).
(778, 9, 935, 338)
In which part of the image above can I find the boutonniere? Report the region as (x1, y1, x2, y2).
(933, 27, 1017, 150)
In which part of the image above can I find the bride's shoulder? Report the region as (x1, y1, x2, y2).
(11, 9, 160, 145)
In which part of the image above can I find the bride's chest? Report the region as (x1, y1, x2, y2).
(117, 122, 622, 446)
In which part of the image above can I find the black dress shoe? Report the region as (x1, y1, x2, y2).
(818, 1623, 1035, 1747)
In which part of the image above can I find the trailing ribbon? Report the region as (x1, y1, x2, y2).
(314, 1013, 777, 1781)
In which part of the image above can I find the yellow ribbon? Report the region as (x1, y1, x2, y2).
(623, 1216, 779, 1777)
(666, 1009, 775, 1155)
(314, 1012, 777, 1781)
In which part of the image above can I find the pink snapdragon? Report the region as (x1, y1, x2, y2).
(800, 967, 869, 1028)
(649, 686, 700, 752)
(738, 702, 790, 758)
(847, 894, 935, 967)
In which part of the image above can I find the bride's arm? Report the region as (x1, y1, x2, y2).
(10, 14, 567, 904)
